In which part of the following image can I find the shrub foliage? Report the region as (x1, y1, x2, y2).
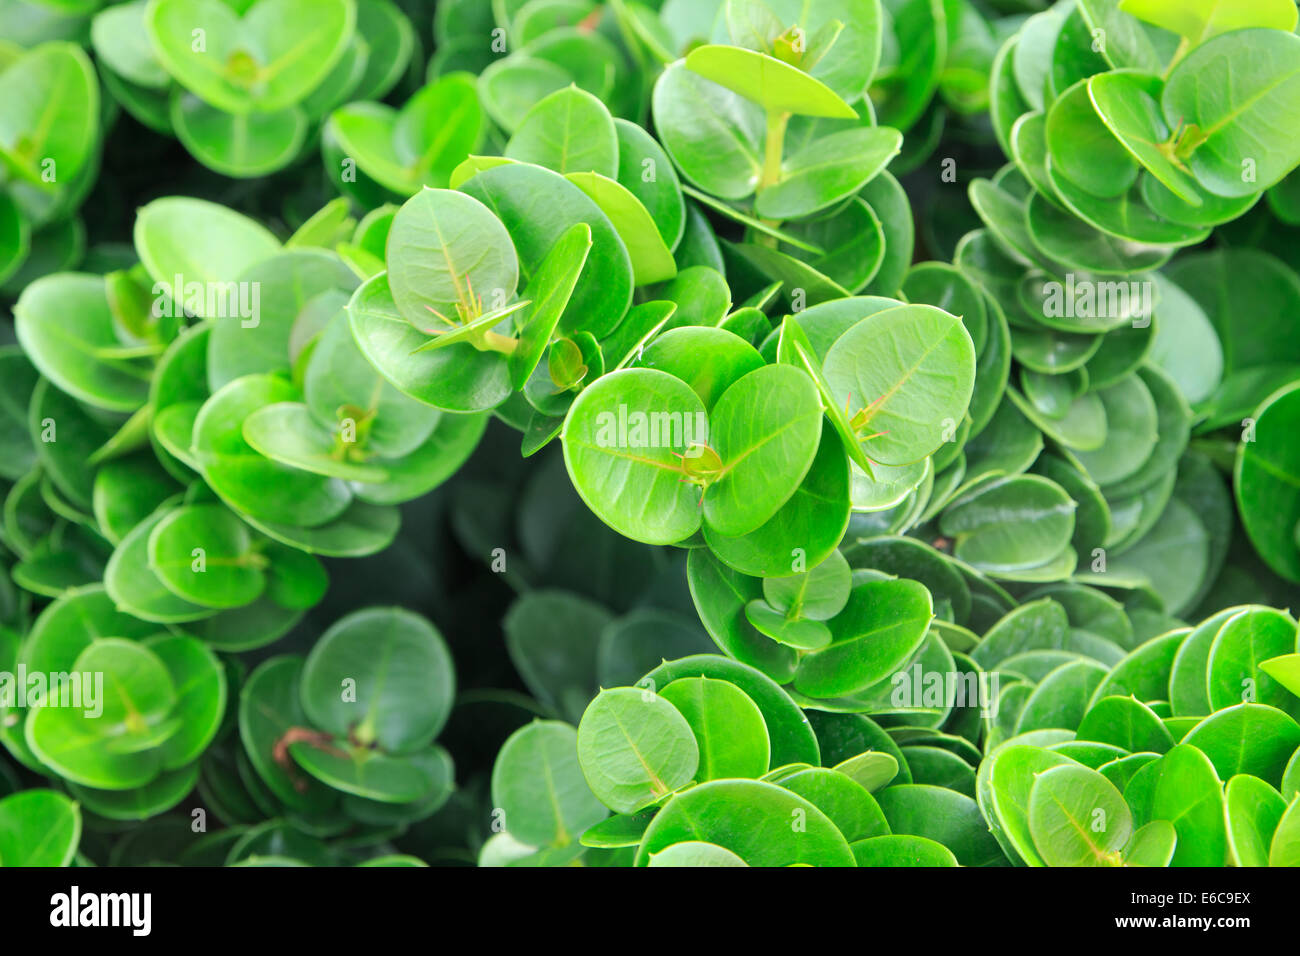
(0, 0, 1298, 868)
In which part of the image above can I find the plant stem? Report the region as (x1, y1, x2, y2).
(477, 331, 520, 355)
(1162, 37, 1189, 80)
(761, 109, 790, 191)
(756, 109, 791, 247)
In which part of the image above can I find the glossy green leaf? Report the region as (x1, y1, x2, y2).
(823, 305, 976, 466)
(1028, 763, 1131, 866)
(659, 676, 770, 780)
(300, 607, 455, 753)
(577, 687, 699, 814)
(1163, 30, 1300, 197)
(636, 778, 854, 866)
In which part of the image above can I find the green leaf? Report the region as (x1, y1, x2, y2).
(92, 455, 180, 545)
(651, 60, 764, 200)
(146, 633, 226, 770)
(1016, 659, 1109, 734)
(146, 0, 357, 114)
(105, 506, 220, 624)
(14, 274, 151, 412)
(291, 743, 452, 804)
(300, 607, 455, 753)
(1045, 78, 1136, 200)
(562, 368, 705, 545)
(171, 94, 307, 178)
(639, 327, 765, 412)
(0, 43, 98, 186)
(566, 171, 677, 285)
(353, 0, 413, 99)
(303, 309, 441, 459)
(329, 73, 483, 194)
(1163, 29, 1300, 197)
(386, 187, 520, 333)
(1224, 773, 1286, 867)
(794, 578, 933, 699)
(614, 117, 685, 250)
(979, 742, 1080, 866)
(238, 656, 339, 813)
(763, 549, 852, 621)
(505, 85, 617, 175)
(1124, 743, 1227, 866)
(1073, 375, 1160, 486)
(745, 601, 833, 650)
(1235, 383, 1300, 582)
(851, 833, 957, 867)
(494, 719, 608, 847)
(1206, 606, 1300, 715)
(242, 402, 388, 483)
(1269, 797, 1300, 866)
(0, 789, 80, 866)
(833, 751, 900, 794)
(754, 126, 902, 220)
(147, 503, 266, 608)
(646, 840, 748, 866)
(1077, 696, 1176, 753)
(872, 0, 947, 131)
(823, 304, 976, 466)
(509, 222, 591, 389)
(941, 476, 1076, 573)
(461, 161, 634, 337)
(1183, 704, 1300, 788)
(133, 197, 281, 304)
(1023, 197, 1173, 277)
(636, 778, 854, 866)
(1261, 654, 1300, 700)
(1123, 818, 1177, 866)
(208, 249, 358, 391)
(580, 809, 656, 849)
(348, 272, 512, 413)
(782, 196, 885, 293)
(702, 364, 824, 536)
(577, 687, 699, 814)
(655, 264, 733, 329)
(26, 639, 177, 790)
(686, 549, 798, 681)
(776, 765, 890, 842)
(240, 496, 399, 559)
(477, 55, 571, 133)
(1088, 71, 1202, 205)
(193, 375, 353, 527)
(1027, 763, 1131, 866)
(1147, 272, 1222, 404)
(643, 652, 820, 766)
(877, 783, 1006, 867)
(705, 422, 851, 578)
(972, 599, 1070, 669)
(685, 44, 857, 118)
(1119, 0, 1297, 45)
(659, 676, 770, 780)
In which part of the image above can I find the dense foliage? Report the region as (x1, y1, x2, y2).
(1, 0, 1299, 868)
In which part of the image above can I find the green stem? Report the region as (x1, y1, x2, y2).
(757, 109, 791, 247)
(476, 330, 520, 355)
(240, 552, 272, 571)
(761, 109, 790, 191)
(1162, 36, 1189, 80)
